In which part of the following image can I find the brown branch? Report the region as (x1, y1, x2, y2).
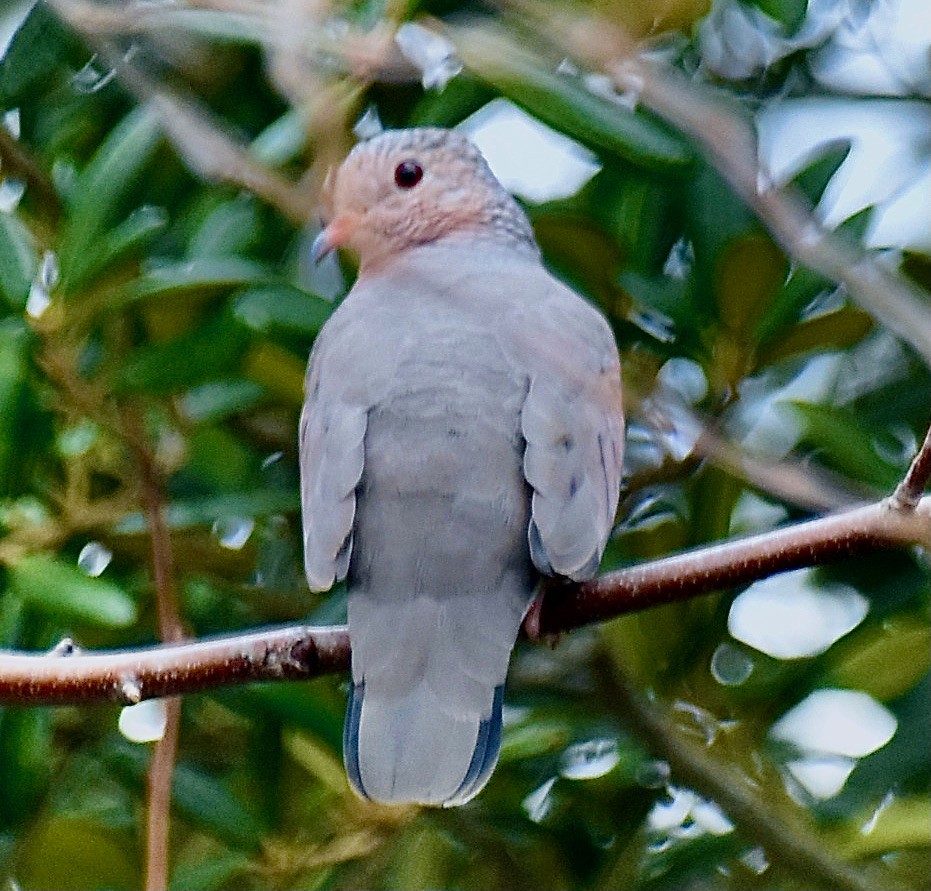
(144, 698, 180, 891)
(129, 421, 186, 891)
(892, 418, 931, 509)
(0, 127, 62, 223)
(537, 494, 930, 635)
(45, 1, 316, 226)
(1, 493, 927, 706)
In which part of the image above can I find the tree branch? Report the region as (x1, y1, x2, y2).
(538, 494, 930, 635)
(892, 419, 931, 509)
(126, 414, 186, 891)
(1, 492, 927, 705)
(0, 626, 350, 705)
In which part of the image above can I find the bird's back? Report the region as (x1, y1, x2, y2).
(341, 242, 539, 805)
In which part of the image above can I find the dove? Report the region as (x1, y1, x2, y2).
(301, 127, 623, 806)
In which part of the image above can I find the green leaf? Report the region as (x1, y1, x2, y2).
(758, 306, 873, 365)
(179, 379, 266, 423)
(116, 256, 270, 307)
(67, 205, 168, 292)
(59, 106, 164, 291)
(170, 761, 264, 851)
(788, 402, 901, 489)
(0, 707, 52, 827)
(250, 108, 312, 166)
(835, 205, 874, 246)
(232, 284, 335, 335)
(499, 720, 571, 763)
(754, 264, 830, 345)
(9, 553, 137, 628)
(749, 0, 808, 31)
(409, 73, 497, 128)
(0, 319, 31, 493)
(0, 212, 37, 309)
(106, 743, 263, 851)
(117, 309, 250, 393)
(715, 232, 787, 338)
(0, 3, 79, 107)
(826, 615, 930, 701)
(792, 140, 852, 205)
(823, 674, 930, 820)
(190, 197, 261, 258)
(832, 796, 931, 857)
(186, 426, 254, 490)
(233, 685, 345, 754)
(685, 163, 759, 326)
(170, 851, 250, 891)
(458, 27, 692, 171)
(14, 816, 138, 891)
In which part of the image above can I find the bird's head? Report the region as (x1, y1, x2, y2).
(311, 128, 536, 271)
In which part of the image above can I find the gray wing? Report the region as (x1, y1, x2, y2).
(299, 337, 367, 591)
(500, 279, 623, 581)
(299, 295, 404, 592)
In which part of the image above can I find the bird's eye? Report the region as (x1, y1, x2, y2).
(394, 160, 424, 189)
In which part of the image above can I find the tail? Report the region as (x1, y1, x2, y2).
(343, 679, 504, 807)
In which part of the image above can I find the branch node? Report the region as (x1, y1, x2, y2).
(891, 420, 931, 511)
(48, 637, 82, 656)
(119, 676, 143, 705)
(289, 636, 318, 671)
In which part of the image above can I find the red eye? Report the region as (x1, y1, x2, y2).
(394, 160, 424, 189)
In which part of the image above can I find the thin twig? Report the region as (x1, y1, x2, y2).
(892, 419, 931, 509)
(1, 494, 927, 705)
(45, 0, 317, 225)
(641, 395, 868, 513)
(131, 419, 185, 891)
(0, 127, 62, 222)
(144, 698, 181, 891)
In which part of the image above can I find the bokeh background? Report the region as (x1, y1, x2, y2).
(0, 0, 928, 888)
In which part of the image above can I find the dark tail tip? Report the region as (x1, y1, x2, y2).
(343, 680, 368, 799)
(443, 684, 505, 807)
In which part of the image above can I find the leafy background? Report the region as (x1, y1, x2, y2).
(0, 0, 928, 889)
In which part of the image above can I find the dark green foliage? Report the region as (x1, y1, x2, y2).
(0, 1, 927, 889)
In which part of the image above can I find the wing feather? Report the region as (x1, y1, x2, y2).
(500, 280, 623, 582)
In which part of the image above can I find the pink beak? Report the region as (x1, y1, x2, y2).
(310, 215, 356, 264)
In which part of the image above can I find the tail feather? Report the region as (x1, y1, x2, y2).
(343, 681, 367, 798)
(343, 681, 505, 806)
(443, 684, 504, 807)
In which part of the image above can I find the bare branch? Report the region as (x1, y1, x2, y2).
(538, 494, 931, 635)
(2, 495, 928, 706)
(111, 55, 317, 226)
(127, 414, 185, 891)
(0, 626, 351, 705)
(0, 127, 61, 223)
(641, 395, 869, 513)
(145, 699, 180, 891)
(892, 419, 931, 509)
